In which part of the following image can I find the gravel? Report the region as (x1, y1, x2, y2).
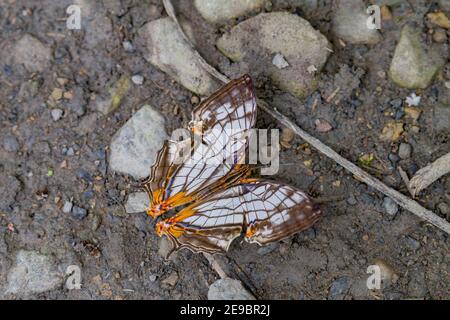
(383, 197, 399, 215)
(398, 143, 412, 159)
(3, 136, 19, 152)
(51, 109, 63, 121)
(71, 206, 88, 220)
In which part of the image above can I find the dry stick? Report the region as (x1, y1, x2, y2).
(162, 0, 450, 235)
(408, 152, 450, 198)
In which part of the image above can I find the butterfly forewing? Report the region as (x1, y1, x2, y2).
(143, 75, 256, 218)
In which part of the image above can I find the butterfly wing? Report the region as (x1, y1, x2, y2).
(143, 75, 256, 218)
(240, 180, 322, 245)
(155, 180, 321, 254)
(192, 74, 257, 164)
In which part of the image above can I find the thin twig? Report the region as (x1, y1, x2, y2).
(408, 152, 450, 198)
(398, 166, 414, 198)
(162, 0, 450, 235)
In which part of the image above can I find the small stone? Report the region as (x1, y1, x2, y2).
(272, 53, 289, 69)
(347, 194, 357, 205)
(122, 41, 135, 52)
(63, 91, 74, 100)
(51, 88, 63, 101)
(6, 250, 63, 295)
(62, 201, 73, 213)
(328, 277, 350, 300)
(380, 5, 392, 20)
(432, 29, 447, 43)
(437, 202, 449, 216)
(389, 25, 445, 89)
(149, 274, 157, 282)
(96, 75, 131, 115)
(51, 109, 63, 121)
(398, 143, 412, 159)
(125, 192, 150, 213)
(11, 34, 51, 72)
(194, 0, 265, 23)
(380, 122, 404, 141)
(76, 169, 93, 183)
(404, 106, 421, 123)
(109, 105, 168, 179)
(3, 135, 19, 152)
(191, 95, 200, 105)
(161, 272, 179, 287)
(383, 197, 398, 215)
(390, 98, 403, 109)
(405, 236, 421, 250)
(314, 119, 333, 132)
(158, 236, 176, 260)
(208, 278, 255, 300)
(71, 206, 88, 220)
(66, 147, 75, 156)
(131, 74, 144, 85)
(388, 153, 400, 164)
(91, 214, 102, 231)
(427, 12, 450, 29)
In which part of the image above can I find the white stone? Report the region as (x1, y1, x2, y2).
(131, 74, 144, 85)
(272, 53, 289, 69)
(109, 105, 168, 179)
(51, 109, 63, 121)
(125, 192, 149, 213)
(208, 278, 255, 300)
(5, 250, 63, 295)
(138, 18, 219, 95)
(194, 0, 265, 23)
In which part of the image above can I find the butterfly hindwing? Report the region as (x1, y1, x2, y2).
(156, 180, 321, 254)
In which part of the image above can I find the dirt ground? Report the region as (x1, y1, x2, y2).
(0, 0, 449, 299)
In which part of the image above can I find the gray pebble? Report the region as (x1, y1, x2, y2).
(3, 136, 19, 152)
(51, 109, 63, 121)
(149, 274, 157, 282)
(131, 74, 144, 85)
(71, 206, 87, 220)
(66, 147, 75, 156)
(122, 41, 135, 52)
(346, 194, 357, 205)
(383, 197, 399, 215)
(436, 202, 449, 216)
(62, 201, 73, 213)
(390, 98, 403, 109)
(91, 214, 102, 231)
(328, 277, 350, 300)
(405, 236, 421, 250)
(398, 143, 412, 159)
(76, 169, 93, 183)
(388, 153, 400, 164)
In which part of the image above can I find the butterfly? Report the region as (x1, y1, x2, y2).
(142, 75, 321, 255)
